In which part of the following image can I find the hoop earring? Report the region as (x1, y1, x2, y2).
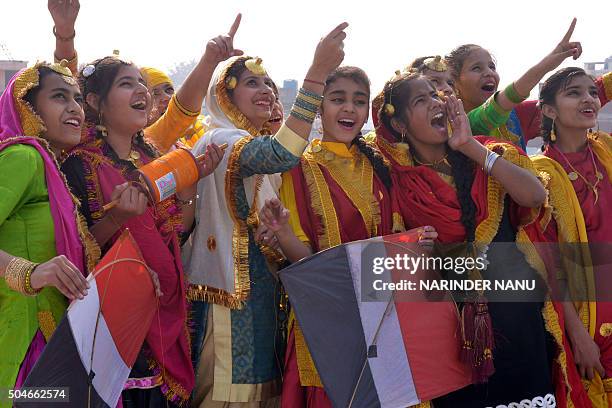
(96, 112, 108, 137)
(549, 118, 556, 142)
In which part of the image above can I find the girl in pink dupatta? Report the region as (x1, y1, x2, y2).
(0, 63, 98, 396)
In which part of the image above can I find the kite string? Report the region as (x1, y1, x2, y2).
(88, 239, 125, 408)
(347, 239, 427, 407)
(85, 250, 157, 407)
(347, 292, 396, 408)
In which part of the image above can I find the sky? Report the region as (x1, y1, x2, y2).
(1, 0, 610, 100)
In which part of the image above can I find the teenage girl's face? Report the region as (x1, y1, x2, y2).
(547, 75, 600, 131)
(149, 82, 174, 124)
(230, 70, 275, 130)
(33, 72, 85, 151)
(101, 65, 150, 136)
(455, 47, 499, 109)
(396, 78, 448, 145)
(423, 68, 455, 97)
(320, 77, 369, 145)
(266, 98, 284, 134)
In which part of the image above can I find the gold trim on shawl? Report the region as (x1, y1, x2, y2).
(602, 72, 612, 102)
(376, 137, 413, 167)
(542, 301, 574, 408)
(531, 153, 600, 331)
(289, 313, 324, 388)
(492, 124, 521, 145)
(311, 148, 380, 237)
(215, 56, 262, 137)
(216, 136, 256, 309)
(37, 310, 56, 341)
(301, 155, 341, 249)
(13, 65, 46, 137)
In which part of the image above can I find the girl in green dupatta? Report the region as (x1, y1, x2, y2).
(0, 62, 98, 402)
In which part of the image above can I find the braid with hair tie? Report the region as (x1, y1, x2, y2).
(446, 148, 477, 243)
(353, 136, 392, 190)
(134, 131, 160, 159)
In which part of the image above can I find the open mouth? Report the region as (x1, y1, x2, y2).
(338, 118, 356, 131)
(430, 112, 446, 129)
(268, 116, 282, 124)
(580, 108, 595, 116)
(481, 82, 496, 92)
(63, 118, 82, 129)
(131, 100, 147, 111)
(255, 100, 271, 108)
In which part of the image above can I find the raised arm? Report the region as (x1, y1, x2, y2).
(49, 0, 79, 75)
(447, 96, 547, 208)
(238, 23, 348, 177)
(497, 18, 581, 112)
(175, 14, 243, 113)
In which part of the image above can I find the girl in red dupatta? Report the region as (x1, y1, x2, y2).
(258, 66, 437, 408)
(532, 67, 612, 407)
(373, 71, 561, 407)
(61, 55, 224, 407)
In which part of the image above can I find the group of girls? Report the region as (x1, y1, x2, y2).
(0, 1, 610, 408)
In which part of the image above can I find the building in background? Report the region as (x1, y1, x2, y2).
(0, 60, 27, 93)
(584, 56, 612, 132)
(278, 79, 297, 118)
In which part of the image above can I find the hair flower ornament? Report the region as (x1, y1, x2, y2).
(82, 64, 96, 78)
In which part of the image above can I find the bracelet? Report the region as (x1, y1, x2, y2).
(504, 82, 527, 104)
(289, 87, 323, 124)
(53, 26, 76, 42)
(24, 264, 41, 295)
(484, 149, 500, 175)
(4, 257, 40, 296)
(299, 87, 324, 102)
(54, 51, 77, 66)
(177, 194, 199, 206)
(304, 78, 325, 87)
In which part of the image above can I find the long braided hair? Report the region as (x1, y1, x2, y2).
(377, 72, 477, 243)
(322, 66, 392, 190)
(78, 56, 159, 159)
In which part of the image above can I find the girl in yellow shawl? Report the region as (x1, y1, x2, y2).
(533, 66, 612, 407)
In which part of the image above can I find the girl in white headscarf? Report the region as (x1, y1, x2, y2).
(186, 23, 349, 407)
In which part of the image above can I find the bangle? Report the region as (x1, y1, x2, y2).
(24, 264, 41, 295)
(4, 257, 40, 296)
(483, 149, 500, 175)
(54, 51, 77, 66)
(504, 82, 527, 104)
(304, 78, 325, 87)
(53, 26, 76, 42)
(177, 194, 199, 206)
(289, 87, 323, 124)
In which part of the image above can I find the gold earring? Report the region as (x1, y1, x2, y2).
(550, 118, 556, 142)
(96, 112, 108, 137)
